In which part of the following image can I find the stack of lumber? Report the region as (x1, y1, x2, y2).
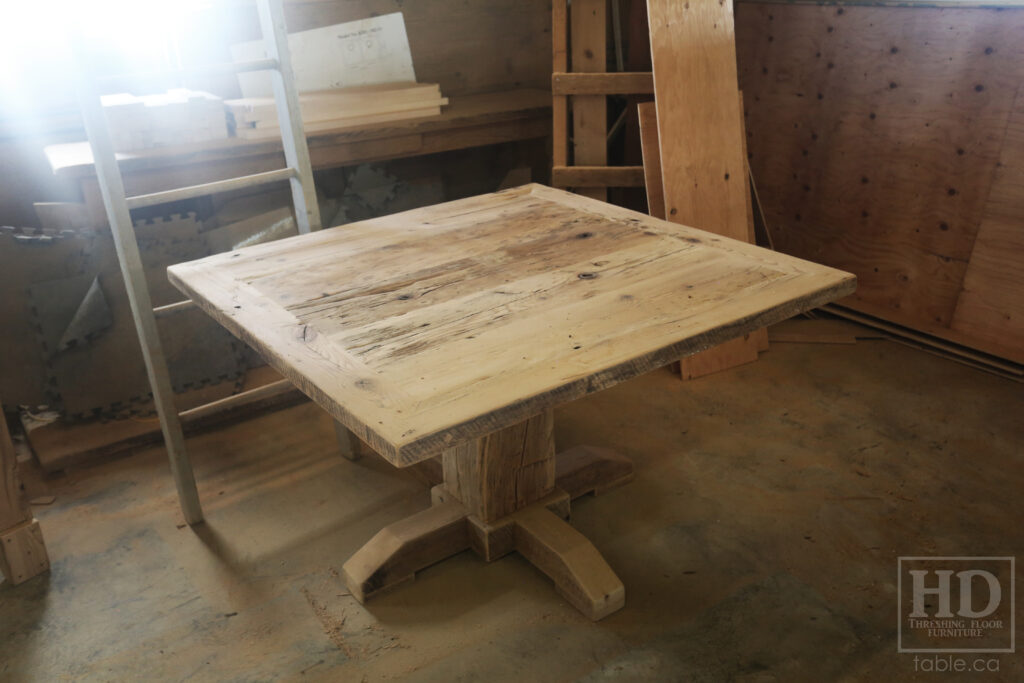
(226, 82, 447, 140)
(100, 89, 228, 152)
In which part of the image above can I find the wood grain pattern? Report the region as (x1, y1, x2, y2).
(341, 501, 469, 602)
(552, 0, 569, 167)
(169, 184, 855, 466)
(514, 505, 625, 621)
(637, 101, 665, 219)
(648, 0, 764, 377)
(552, 72, 654, 95)
(950, 88, 1024, 358)
(551, 166, 645, 188)
(0, 520, 49, 586)
(648, 0, 750, 241)
(441, 410, 554, 522)
(571, 0, 608, 201)
(736, 4, 1024, 362)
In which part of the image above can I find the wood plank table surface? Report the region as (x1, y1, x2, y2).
(169, 183, 855, 619)
(43, 89, 551, 226)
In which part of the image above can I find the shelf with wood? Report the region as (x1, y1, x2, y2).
(43, 89, 552, 226)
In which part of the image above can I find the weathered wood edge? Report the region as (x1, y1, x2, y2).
(399, 273, 855, 464)
(171, 184, 855, 468)
(167, 267, 406, 464)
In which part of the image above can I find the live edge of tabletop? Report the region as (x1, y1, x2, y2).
(168, 183, 855, 620)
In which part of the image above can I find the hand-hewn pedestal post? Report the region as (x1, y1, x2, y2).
(342, 410, 633, 620)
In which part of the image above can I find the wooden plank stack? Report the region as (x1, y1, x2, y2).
(227, 82, 448, 140)
(100, 89, 229, 152)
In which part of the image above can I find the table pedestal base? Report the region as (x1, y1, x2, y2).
(342, 443, 633, 621)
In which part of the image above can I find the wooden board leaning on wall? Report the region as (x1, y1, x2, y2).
(648, 0, 768, 378)
(736, 3, 1024, 364)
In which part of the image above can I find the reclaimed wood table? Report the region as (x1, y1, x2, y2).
(168, 184, 855, 620)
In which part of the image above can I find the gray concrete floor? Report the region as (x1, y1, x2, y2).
(1, 339, 1021, 681)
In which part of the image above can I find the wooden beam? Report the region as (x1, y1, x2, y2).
(637, 102, 665, 219)
(441, 411, 554, 523)
(0, 521, 49, 586)
(570, 0, 608, 201)
(552, 72, 654, 95)
(552, 165, 645, 188)
(341, 501, 470, 602)
(552, 0, 569, 167)
(514, 505, 625, 621)
(178, 379, 296, 423)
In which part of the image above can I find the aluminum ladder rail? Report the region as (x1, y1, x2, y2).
(74, 0, 323, 525)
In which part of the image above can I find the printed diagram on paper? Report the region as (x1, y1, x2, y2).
(231, 13, 416, 98)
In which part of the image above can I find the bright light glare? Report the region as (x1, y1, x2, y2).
(1, 0, 215, 83)
(0, 0, 217, 123)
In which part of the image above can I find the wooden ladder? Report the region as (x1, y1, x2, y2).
(551, 0, 651, 200)
(74, 0, 328, 525)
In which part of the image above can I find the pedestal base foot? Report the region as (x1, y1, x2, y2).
(556, 445, 635, 498)
(514, 505, 625, 620)
(341, 501, 468, 602)
(341, 444, 633, 620)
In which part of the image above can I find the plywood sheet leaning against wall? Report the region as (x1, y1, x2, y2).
(735, 4, 1024, 363)
(647, 0, 766, 379)
(950, 87, 1024, 355)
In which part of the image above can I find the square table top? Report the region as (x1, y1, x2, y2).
(169, 184, 855, 467)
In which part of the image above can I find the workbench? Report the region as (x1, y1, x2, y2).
(44, 89, 551, 226)
(168, 184, 855, 620)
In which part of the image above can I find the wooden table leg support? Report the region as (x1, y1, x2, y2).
(555, 445, 634, 499)
(342, 501, 469, 602)
(341, 411, 634, 620)
(333, 421, 362, 462)
(513, 505, 625, 620)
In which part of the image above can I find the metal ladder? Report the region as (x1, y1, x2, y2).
(74, 0, 323, 525)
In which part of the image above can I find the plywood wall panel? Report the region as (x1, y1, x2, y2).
(736, 4, 1024, 359)
(950, 88, 1024, 354)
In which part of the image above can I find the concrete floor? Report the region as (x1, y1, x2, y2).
(1, 339, 1021, 681)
